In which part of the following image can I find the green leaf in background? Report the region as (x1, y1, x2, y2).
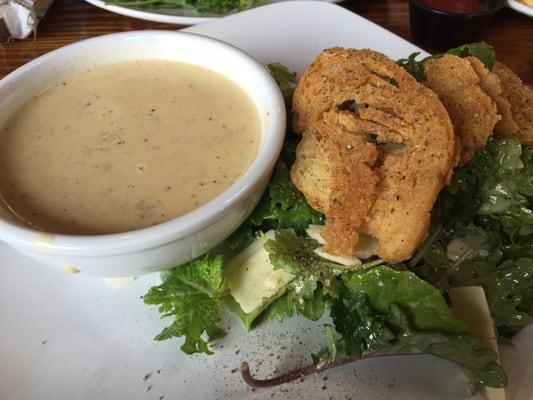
(266, 63, 298, 109)
(397, 41, 496, 81)
(396, 51, 428, 82)
(444, 41, 496, 70)
(106, 0, 256, 15)
(143, 255, 228, 355)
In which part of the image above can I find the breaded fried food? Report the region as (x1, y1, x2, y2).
(291, 115, 381, 254)
(466, 56, 519, 137)
(491, 61, 533, 144)
(424, 55, 500, 163)
(291, 48, 456, 263)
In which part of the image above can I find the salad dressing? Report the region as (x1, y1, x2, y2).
(0, 60, 261, 234)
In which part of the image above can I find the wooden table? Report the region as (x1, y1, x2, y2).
(1, 0, 532, 84)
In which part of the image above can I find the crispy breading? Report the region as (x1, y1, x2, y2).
(291, 48, 456, 263)
(424, 55, 500, 163)
(491, 61, 533, 144)
(466, 56, 519, 137)
(291, 112, 381, 255)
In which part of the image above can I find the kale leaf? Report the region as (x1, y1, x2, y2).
(247, 266, 506, 393)
(413, 139, 533, 338)
(266, 63, 298, 109)
(143, 255, 228, 355)
(321, 268, 506, 392)
(397, 51, 428, 82)
(397, 41, 496, 81)
(444, 41, 496, 70)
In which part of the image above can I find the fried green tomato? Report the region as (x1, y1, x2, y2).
(424, 54, 500, 164)
(291, 48, 456, 263)
(491, 61, 533, 145)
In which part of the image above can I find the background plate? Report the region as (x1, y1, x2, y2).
(84, 0, 342, 26)
(1, 2, 532, 399)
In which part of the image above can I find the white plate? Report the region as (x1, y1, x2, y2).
(84, 0, 340, 25)
(507, 0, 533, 17)
(1, 2, 532, 399)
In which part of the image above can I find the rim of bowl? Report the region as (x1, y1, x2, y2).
(410, 0, 506, 16)
(0, 30, 286, 256)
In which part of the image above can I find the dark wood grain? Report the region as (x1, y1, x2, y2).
(0, 0, 532, 84)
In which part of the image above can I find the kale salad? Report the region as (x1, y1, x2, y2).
(143, 44, 533, 396)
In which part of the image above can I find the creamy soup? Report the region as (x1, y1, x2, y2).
(0, 60, 261, 234)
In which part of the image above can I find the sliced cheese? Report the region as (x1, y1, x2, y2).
(449, 286, 505, 400)
(306, 225, 326, 245)
(353, 233, 379, 260)
(446, 236, 489, 261)
(314, 247, 361, 267)
(226, 233, 294, 314)
(306, 224, 379, 261)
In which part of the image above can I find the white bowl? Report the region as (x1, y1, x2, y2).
(0, 31, 286, 277)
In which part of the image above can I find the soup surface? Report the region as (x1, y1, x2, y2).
(0, 60, 261, 234)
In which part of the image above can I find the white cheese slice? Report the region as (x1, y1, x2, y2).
(226, 233, 294, 314)
(449, 286, 505, 400)
(306, 225, 326, 244)
(446, 236, 489, 261)
(353, 233, 379, 260)
(306, 224, 379, 261)
(314, 247, 361, 267)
